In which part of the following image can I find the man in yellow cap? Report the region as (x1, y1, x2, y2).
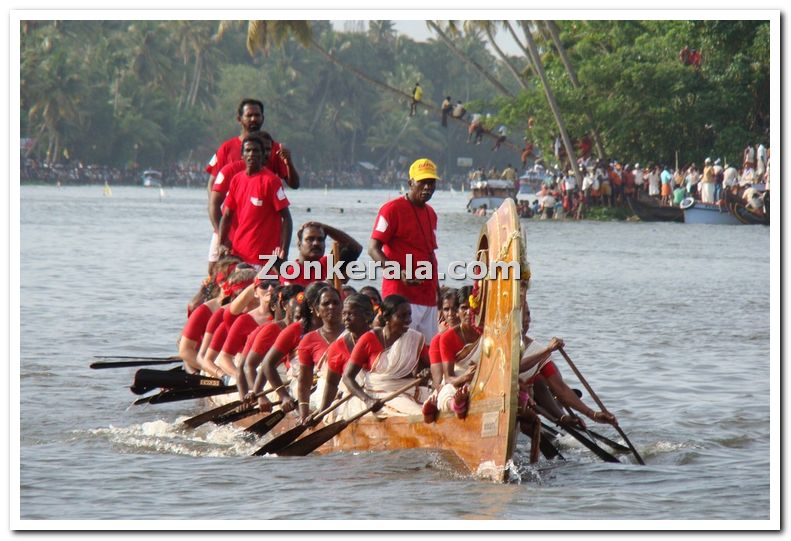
(369, 158, 439, 340)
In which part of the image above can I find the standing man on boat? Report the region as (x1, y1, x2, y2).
(369, 158, 440, 341)
(205, 99, 300, 273)
(218, 132, 292, 270)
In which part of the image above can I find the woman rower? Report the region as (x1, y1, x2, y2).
(239, 285, 303, 403)
(294, 287, 344, 423)
(320, 293, 376, 414)
(195, 267, 256, 378)
(427, 288, 459, 391)
(213, 278, 278, 380)
(258, 281, 328, 413)
(341, 294, 431, 418)
(178, 256, 241, 373)
(519, 304, 617, 429)
(434, 286, 479, 419)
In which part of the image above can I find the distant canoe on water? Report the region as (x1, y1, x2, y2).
(142, 170, 163, 188)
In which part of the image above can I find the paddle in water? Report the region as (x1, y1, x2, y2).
(535, 405, 620, 464)
(276, 377, 425, 457)
(182, 385, 284, 429)
(252, 393, 354, 456)
(557, 347, 645, 465)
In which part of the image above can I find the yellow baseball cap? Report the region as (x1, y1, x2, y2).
(409, 158, 440, 182)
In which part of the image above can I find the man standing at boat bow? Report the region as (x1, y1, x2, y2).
(369, 159, 440, 341)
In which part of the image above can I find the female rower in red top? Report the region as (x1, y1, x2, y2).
(240, 284, 303, 403)
(519, 303, 617, 429)
(320, 293, 376, 414)
(435, 286, 479, 419)
(195, 267, 255, 378)
(178, 256, 240, 372)
(295, 287, 343, 423)
(341, 294, 431, 418)
(214, 278, 278, 380)
(428, 288, 459, 388)
(258, 281, 328, 413)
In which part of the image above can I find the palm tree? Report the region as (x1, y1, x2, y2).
(426, 20, 513, 97)
(541, 21, 606, 159)
(519, 21, 583, 184)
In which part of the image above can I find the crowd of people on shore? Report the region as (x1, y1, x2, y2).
(172, 98, 617, 463)
(469, 142, 770, 221)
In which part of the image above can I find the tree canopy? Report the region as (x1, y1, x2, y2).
(20, 19, 770, 176)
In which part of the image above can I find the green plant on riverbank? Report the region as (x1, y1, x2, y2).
(583, 206, 635, 221)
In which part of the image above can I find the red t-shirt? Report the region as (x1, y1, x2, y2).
(270, 321, 304, 369)
(209, 322, 228, 352)
(223, 308, 242, 330)
(250, 321, 285, 356)
(205, 307, 226, 335)
(349, 330, 384, 371)
(181, 303, 213, 343)
(242, 323, 265, 357)
(211, 159, 246, 198)
(297, 329, 331, 367)
(439, 327, 481, 364)
(222, 313, 260, 356)
(223, 168, 290, 265)
(429, 332, 444, 365)
(526, 360, 559, 384)
(326, 336, 354, 375)
(371, 196, 438, 306)
(279, 255, 329, 287)
(206, 137, 289, 180)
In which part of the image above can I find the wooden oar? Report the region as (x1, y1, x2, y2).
(131, 368, 223, 395)
(182, 385, 283, 428)
(542, 419, 629, 454)
(276, 377, 424, 457)
(557, 347, 646, 465)
(141, 385, 236, 405)
(535, 405, 620, 464)
(213, 400, 284, 425)
(245, 410, 287, 438)
(252, 393, 354, 456)
(91, 356, 181, 369)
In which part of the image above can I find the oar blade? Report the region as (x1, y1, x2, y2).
(148, 385, 236, 405)
(562, 423, 621, 464)
(183, 400, 242, 428)
(276, 420, 347, 457)
(245, 410, 286, 438)
(214, 406, 260, 426)
(252, 423, 310, 456)
(91, 359, 181, 369)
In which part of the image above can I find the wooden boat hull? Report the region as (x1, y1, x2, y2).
(224, 200, 524, 482)
(682, 201, 742, 225)
(626, 195, 683, 223)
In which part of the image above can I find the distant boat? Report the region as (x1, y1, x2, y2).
(466, 179, 517, 212)
(680, 198, 742, 225)
(142, 170, 163, 188)
(626, 194, 683, 223)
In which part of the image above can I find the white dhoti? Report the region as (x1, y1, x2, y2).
(436, 339, 481, 412)
(700, 182, 716, 203)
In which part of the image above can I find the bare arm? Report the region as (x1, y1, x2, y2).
(279, 147, 300, 189)
(219, 208, 233, 253)
(262, 347, 295, 412)
(208, 191, 224, 232)
(342, 362, 378, 410)
(278, 208, 292, 260)
(321, 223, 362, 258)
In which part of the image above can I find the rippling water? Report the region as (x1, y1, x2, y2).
(18, 185, 774, 525)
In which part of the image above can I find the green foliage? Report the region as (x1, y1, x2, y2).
(20, 19, 770, 175)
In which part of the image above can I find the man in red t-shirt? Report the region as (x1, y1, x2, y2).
(218, 133, 292, 268)
(205, 99, 300, 273)
(369, 158, 440, 340)
(277, 221, 362, 287)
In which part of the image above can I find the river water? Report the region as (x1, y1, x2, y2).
(16, 185, 776, 527)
